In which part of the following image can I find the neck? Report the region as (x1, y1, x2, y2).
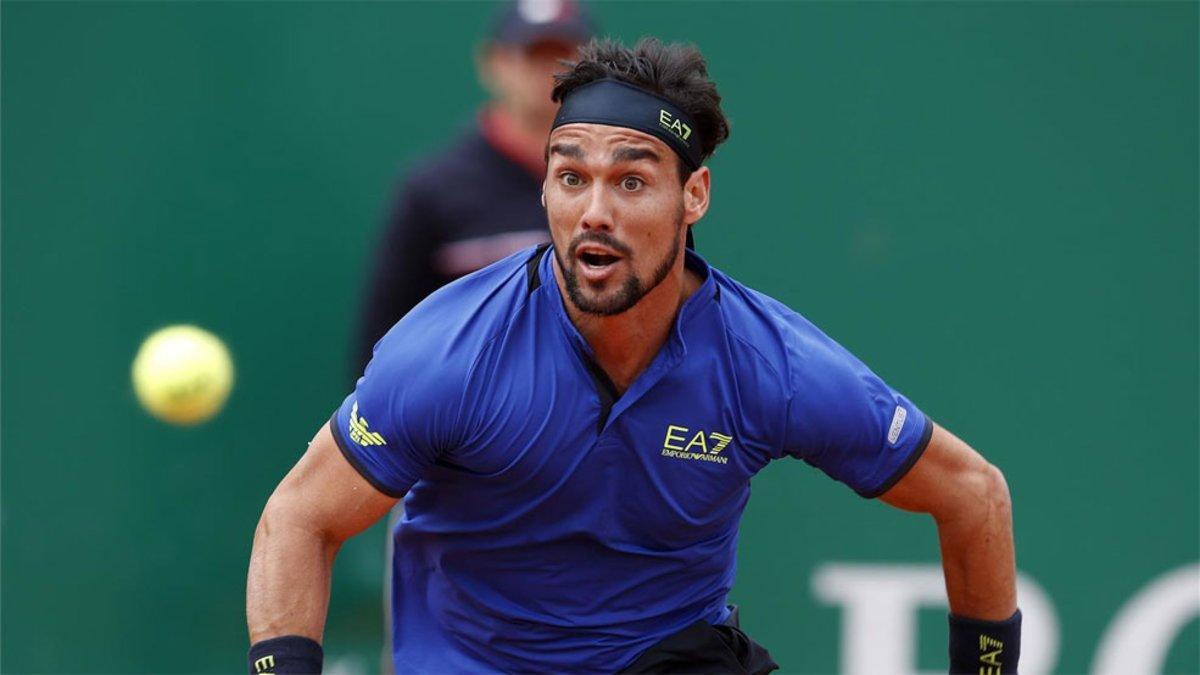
(481, 105, 550, 176)
(553, 254, 702, 394)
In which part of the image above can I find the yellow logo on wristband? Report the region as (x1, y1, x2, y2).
(978, 635, 1004, 675)
(253, 654, 275, 674)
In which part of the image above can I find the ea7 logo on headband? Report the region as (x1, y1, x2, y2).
(658, 109, 692, 143)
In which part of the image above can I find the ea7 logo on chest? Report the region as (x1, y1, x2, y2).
(661, 424, 733, 465)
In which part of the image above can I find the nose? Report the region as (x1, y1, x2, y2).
(579, 183, 614, 235)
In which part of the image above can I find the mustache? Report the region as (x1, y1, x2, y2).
(566, 232, 633, 259)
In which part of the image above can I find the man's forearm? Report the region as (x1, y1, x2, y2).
(246, 508, 341, 644)
(934, 464, 1017, 620)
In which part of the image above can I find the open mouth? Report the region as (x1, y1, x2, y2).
(577, 249, 622, 269)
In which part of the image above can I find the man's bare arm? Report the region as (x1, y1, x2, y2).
(880, 422, 1017, 620)
(247, 422, 398, 643)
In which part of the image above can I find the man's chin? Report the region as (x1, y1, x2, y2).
(567, 284, 641, 316)
(562, 262, 644, 316)
(571, 293, 629, 316)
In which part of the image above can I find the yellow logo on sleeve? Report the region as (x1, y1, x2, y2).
(661, 424, 732, 464)
(349, 401, 387, 447)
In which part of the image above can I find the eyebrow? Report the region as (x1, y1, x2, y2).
(548, 143, 585, 160)
(612, 147, 661, 164)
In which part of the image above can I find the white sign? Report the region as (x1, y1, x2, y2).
(813, 562, 1199, 674)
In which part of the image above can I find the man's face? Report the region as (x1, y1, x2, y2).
(485, 40, 577, 128)
(544, 123, 700, 316)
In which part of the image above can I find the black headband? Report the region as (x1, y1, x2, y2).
(551, 79, 703, 171)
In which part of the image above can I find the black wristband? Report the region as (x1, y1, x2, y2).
(248, 635, 323, 675)
(948, 609, 1021, 674)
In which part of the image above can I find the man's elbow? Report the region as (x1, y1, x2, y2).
(938, 462, 1012, 527)
(981, 463, 1013, 524)
(253, 489, 341, 555)
(252, 494, 289, 551)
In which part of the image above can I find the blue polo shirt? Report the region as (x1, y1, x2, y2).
(331, 245, 932, 672)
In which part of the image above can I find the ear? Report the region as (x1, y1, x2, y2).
(682, 166, 711, 226)
(540, 190, 546, 208)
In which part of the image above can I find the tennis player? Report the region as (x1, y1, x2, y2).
(247, 37, 1021, 674)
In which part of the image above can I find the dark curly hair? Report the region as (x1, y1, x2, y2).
(551, 37, 731, 180)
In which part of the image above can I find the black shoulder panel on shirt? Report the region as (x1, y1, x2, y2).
(581, 356, 619, 433)
(526, 243, 551, 294)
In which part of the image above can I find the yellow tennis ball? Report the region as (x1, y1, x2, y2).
(132, 324, 234, 425)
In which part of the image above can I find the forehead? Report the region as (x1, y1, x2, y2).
(548, 123, 673, 161)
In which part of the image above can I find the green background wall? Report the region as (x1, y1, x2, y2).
(3, 1, 1196, 673)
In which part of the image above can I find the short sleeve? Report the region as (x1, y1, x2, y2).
(783, 325, 933, 498)
(330, 320, 463, 498)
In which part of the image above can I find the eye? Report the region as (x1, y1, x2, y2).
(620, 176, 644, 191)
(560, 172, 582, 187)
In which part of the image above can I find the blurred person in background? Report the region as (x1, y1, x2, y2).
(354, 0, 596, 373)
(355, 2, 595, 668)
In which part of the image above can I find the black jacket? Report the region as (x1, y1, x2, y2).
(355, 125, 549, 375)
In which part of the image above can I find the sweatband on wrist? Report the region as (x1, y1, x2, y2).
(949, 609, 1021, 674)
(552, 78, 703, 171)
(248, 635, 323, 675)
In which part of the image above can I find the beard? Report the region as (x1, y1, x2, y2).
(556, 217, 685, 317)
